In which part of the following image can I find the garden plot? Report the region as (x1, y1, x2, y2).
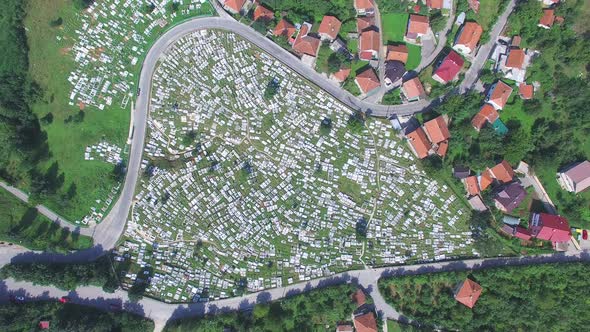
(115, 30, 475, 302)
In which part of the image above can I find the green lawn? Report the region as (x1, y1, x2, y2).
(406, 44, 421, 70)
(0, 187, 93, 252)
(381, 13, 409, 43)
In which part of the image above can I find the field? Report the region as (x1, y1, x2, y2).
(21, 0, 215, 223)
(381, 13, 408, 44)
(0, 187, 92, 252)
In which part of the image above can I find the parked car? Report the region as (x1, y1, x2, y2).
(9, 295, 25, 304)
(59, 296, 70, 303)
(583, 230, 588, 240)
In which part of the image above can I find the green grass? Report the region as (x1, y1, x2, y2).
(381, 13, 408, 44)
(0, 187, 93, 252)
(316, 43, 333, 74)
(406, 44, 421, 70)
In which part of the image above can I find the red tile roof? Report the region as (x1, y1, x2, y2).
(464, 176, 480, 196)
(354, 0, 375, 11)
(333, 68, 351, 82)
(519, 83, 534, 99)
(505, 48, 525, 68)
(530, 213, 571, 243)
(514, 226, 532, 240)
(433, 50, 464, 83)
(357, 16, 375, 33)
(437, 140, 449, 157)
(39, 321, 50, 329)
(353, 312, 378, 332)
(292, 24, 320, 56)
(223, 0, 246, 13)
(471, 104, 500, 130)
(479, 169, 494, 191)
(455, 22, 483, 51)
(318, 16, 342, 40)
(455, 279, 482, 309)
(402, 77, 425, 100)
(352, 289, 366, 306)
(360, 30, 380, 60)
(407, 14, 430, 35)
(427, 0, 444, 9)
(490, 160, 514, 183)
(355, 67, 380, 94)
(423, 116, 450, 144)
(273, 19, 296, 38)
(253, 5, 274, 21)
(488, 81, 513, 109)
(386, 44, 409, 63)
(406, 127, 431, 159)
(539, 9, 555, 27)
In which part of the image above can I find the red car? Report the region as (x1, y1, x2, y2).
(583, 230, 588, 240)
(59, 296, 70, 304)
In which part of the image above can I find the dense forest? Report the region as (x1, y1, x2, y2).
(0, 256, 118, 293)
(379, 262, 590, 331)
(0, 301, 153, 332)
(165, 284, 361, 331)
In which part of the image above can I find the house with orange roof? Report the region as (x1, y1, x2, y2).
(318, 16, 342, 41)
(423, 116, 450, 144)
(386, 44, 409, 63)
(273, 19, 296, 39)
(221, 0, 246, 14)
(401, 77, 426, 101)
(357, 16, 375, 33)
(464, 176, 480, 196)
(490, 160, 515, 184)
(518, 83, 534, 99)
(354, 0, 376, 16)
(499, 47, 531, 82)
(405, 14, 430, 44)
(538, 9, 555, 29)
(406, 127, 432, 159)
(454, 279, 482, 308)
(331, 68, 351, 83)
(471, 103, 500, 131)
(292, 22, 321, 58)
(359, 29, 380, 60)
(486, 80, 513, 110)
(453, 22, 483, 55)
(353, 312, 378, 332)
(253, 4, 274, 21)
(426, 0, 453, 10)
(355, 67, 381, 95)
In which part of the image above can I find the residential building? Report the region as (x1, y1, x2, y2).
(490, 160, 515, 183)
(401, 77, 426, 101)
(530, 213, 571, 244)
(486, 80, 513, 110)
(518, 83, 534, 99)
(538, 9, 555, 29)
(384, 60, 406, 86)
(319, 16, 342, 41)
(273, 19, 296, 39)
(352, 289, 367, 306)
(292, 23, 321, 57)
(331, 68, 351, 83)
(221, 0, 246, 14)
(479, 169, 494, 191)
(405, 14, 430, 44)
(353, 312, 378, 332)
(39, 321, 50, 330)
(558, 160, 590, 193)
(501, 225, 532, 240)
(471, 103, 499, 131)
(336, 323, 355, 332)
(499, 47, 530, 82)
(464, 175, 480, 196)
(468, 195, 487, 211)
(432, 50, 464, 84)
(454, 279, 482, 308)
(253, 4, 274, 21)
(406, 127, 431, 159)
(426, 0, 453, 10)
(354, 0, 376, 16)
(386, 44, 409, 63)
(453, 22, 483, 55)
(355, 67, 380, 95)
(453, 165, 471, 179)
(330, 37, 348, 54)
(494, 182, 527, 213)
(468, 0, 480, 13)
(357, 16, 375, 33)
(424, 116, 450, 144)
(359, 29, 380, 60)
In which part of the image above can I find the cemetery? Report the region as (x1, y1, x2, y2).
(114, 30, 476, 302)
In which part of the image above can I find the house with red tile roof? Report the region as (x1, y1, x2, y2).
(454, 279, 482, 308)
(319, 16, 342, 41)
(401, 77, 426, 101)
(471, 103, 500, 131)
(352, 289, 366, 306)
(514, 226, 533, 240)
(490, 160, 515, 184)
(479, 169, 494, 191)
(253, 4, 274, 21)
(424, 116, 450, 144)
(292, 23, 321, 57)
(468, 0, 480, 13)
(505, 48, 525, 69)
(39, 321, 50, 330)
(386, 44, 408, 63)
(498, 47, 531, 83)
(453, 22, 483, 55)
(355, 67, 380, 95)
(353, 312, 378, 332)
(405, 14, 430, 44)
(464, 176, 480, 196)
(222, 0, 246, 14)
(357, 16, 375, 33)
(336, 323, 355, 332)
(359, 29, 380, 60)
(432, 50, 464, 84)
(273, 19, 296, 39)
(354, 0, 376, 16)
(494, 182, 527, 213)
(426, 0, 452, 10)
(530, 213, 571, 244)
(518, 83, 534, 99)
(331, 68, 351, 83)
(406, 127, 432, 159)
(538, 9, 555, 29)
(486, 80, 513, 110)
(558, 160, 590, 193)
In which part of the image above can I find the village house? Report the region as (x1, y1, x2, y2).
(490, 160, 515, 184)
(405, 14, 430, 44)
(478, 169, 494, 191)
(486, 80, 513, 110)
(530, 213, 571, 245)
(336, 323, 355, 332)
(471, 103, 499, 131)
(354, 0, 376, 16)
(384, 60, 406, 86)
(318, 16, 342, 41)
(468, 0, 480, 12)
(453, 165, 471, 179)
(357, 16, 375, 33)
(501, 224, 532, 240)
(386, 44, 409, 63)
(221, 0, 246, 14)
(273, 19, 296, 40)
(454, 278, 482, 308)
(292, 22, 321, 65)
(453, 21, 483, 55)
(331, 68, 351, 83)
(468, 195, 487, 211)
(401, 77, 426, 101)
(406, 127, 431, 159)
(252, 4, 274, 21)
(558, 160, 590, 193)
(498, 47, 531, 83)
(423, 115, 451, 157)
(538, 9, 556, 29)
(518, 82, 534, 99)
(464, 175, 480, 196)
(355, 67, 381, 95)
(494, 182, 527, 213)
(426, 0, 453, 10)
(359, 29, 380, 60)
(353, 312, 378, 332)
(432, 50, 464, 84)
